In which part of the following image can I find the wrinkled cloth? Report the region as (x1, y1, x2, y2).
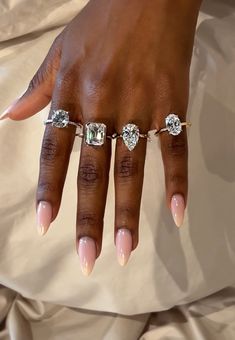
(0, 0, 235, 338)
(0, 285, 235, 340)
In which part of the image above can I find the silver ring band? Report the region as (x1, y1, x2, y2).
(44, 119, 81, 128)
(43, 110, 82, 130)
(43, 111, 192, 149)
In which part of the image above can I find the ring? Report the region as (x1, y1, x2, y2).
(154, 113, 191, 136)
(44, 110, 82, 130)
(116, 123, 149, 151)
(77, 122, 116, 146)
(77, 122, 148, 149)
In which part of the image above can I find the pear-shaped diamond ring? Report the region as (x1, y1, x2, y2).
(115, 124, 149, 151)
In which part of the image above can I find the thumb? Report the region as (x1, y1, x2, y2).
(0, 32, 64, 121)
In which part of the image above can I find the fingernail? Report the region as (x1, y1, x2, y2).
(0, 111, 10, 120)
(0, 98, 21, 120)
(116, 228, 132, 266)
(77, 237, 97, 276)
(171, 194, 185, 227)
(36, 201, 52, 235)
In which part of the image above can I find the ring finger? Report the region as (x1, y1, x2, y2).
(114, 120, 148, 266)
(76, 119, 112, 276)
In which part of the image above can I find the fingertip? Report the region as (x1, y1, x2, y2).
(1, 87, 51, 121)
(115, 228, 133, 266)
(77, 237, 97, 276)
(36, 201, 53, 236)
(0, 98, 21, 120)
(170, 194, 185, 227)
(0, 111, 10, 121)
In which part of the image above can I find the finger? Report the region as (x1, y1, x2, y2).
(0, 32, 64, 121)
(36, 69, 80, 236)
(76, 122, 112, 276)
(114, 124, 147, 266)
(159, 113, 188, 227)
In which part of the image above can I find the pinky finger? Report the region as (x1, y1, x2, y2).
(159, 124, 188, 227)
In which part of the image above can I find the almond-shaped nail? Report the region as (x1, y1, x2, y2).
(36, 201, 52, 235)
(0, 98, 20, 120)
(77, 237, 96, 276)
(0, 111, 10, 120)
(171, 194, 185, 227)
(116, 228, 132, 266)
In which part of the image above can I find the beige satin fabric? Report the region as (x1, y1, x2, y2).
(0, 0, 235, 322)
(0, 0, 89, 43)
(0, 285, 235, 339)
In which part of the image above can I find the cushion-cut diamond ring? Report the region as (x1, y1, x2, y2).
(44, 110, 82, 131)
(154, 113, 191, 136)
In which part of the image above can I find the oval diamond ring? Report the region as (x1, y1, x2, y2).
(154, 113, 191, 136)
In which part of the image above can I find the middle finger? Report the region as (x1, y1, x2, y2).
(76, 120, 112, 276)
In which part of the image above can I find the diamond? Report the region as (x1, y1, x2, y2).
(51, 110, 69, 128)
(85, 122, 106, 146)
(122, 124, 139, 151)
(165, 114, 182, 136)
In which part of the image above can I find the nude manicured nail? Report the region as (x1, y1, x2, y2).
(171, 194, 185, 227)
(36, 201, 52, 235)
(0, 111, 10, 120)
(0, 98, 20, 120)
(78, 237, 97, 276)
(116, 228, 132, 266)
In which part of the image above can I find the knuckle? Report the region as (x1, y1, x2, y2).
(77, 212, 98, 227)
(37, 181, 57, 194)
(83, 71, 109, 101)
(55, 68, 75, 90)
(166, 136, 187, 157)
(116, 205, 137, 220)
(168, 174, 185, 186)
(27, 69, 45, 92)
(40, 137, 59, 164)
(155, 71, 175, 101)
(115, 156, 139, 179)
(78, 160, 102, 187)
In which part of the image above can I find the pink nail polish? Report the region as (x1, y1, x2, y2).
(171, 194, 185, 227)
(78, 237, 96, 276)
(116, 228, 132, 266)
(36, 201, 52, 235)
(0, 98, 20, 120)
(0, 111, 9, 120)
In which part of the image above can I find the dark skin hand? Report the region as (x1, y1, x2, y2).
(0, 0, 202, 275)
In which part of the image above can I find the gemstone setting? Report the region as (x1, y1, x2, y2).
(85, 122, 106, 146)
(122, 123, 140, 151)
(51, 110, 69, 128)
(165, 114, 182, 136)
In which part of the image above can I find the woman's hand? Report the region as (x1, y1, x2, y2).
(0, 0, 202, 275)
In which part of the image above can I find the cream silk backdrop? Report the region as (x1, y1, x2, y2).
(0, 0, 235, 322)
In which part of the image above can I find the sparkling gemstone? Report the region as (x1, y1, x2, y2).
(165, 114, 182, 136)
(85, 122, 106, 146)
(51, 110, 69, 128)
(122, 123, 140, 151)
